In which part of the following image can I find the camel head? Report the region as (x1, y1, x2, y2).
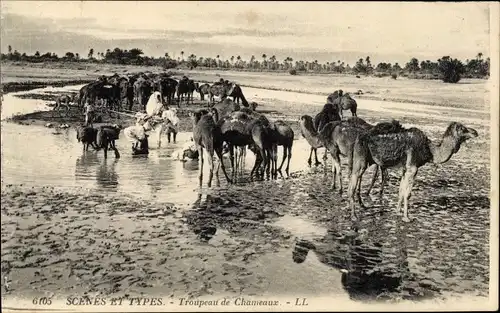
(250, 102, 258, 111)
(444, 122, 478, 147)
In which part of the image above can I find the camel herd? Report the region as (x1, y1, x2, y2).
(70, 72, 479, 223)
(71, 73, 250, 113)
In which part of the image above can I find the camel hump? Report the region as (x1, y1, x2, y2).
(368, 120, 405, 136)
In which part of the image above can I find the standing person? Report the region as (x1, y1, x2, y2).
(84, 101, 96, 127)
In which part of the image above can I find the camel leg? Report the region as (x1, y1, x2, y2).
(379, 168, 388, 198)
(229, 145, 235, 177)
(323, 149, 328, 161)
(198, 147, 204, 187)
(356, 176, 364, 208)
(333, 152, 343, 194)
(206, 151, 214, 188)
(285, 146, 292, 177)
(278, 146, 287, 177)
(113, 146, 120, 159)
(308, 148, 314, 166)
(348, 158, 367, 220)
(167, 132, 171, 144)
(401, 166, 418, 223)
(366, 165, 379, 196)
(314, 149, 321, 166)
(272, 145, 278, 179)
(103, 141, 108, 159)
(215, 147, 232, 184)
(173, 131, 177, 144)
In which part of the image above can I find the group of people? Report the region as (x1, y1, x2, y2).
(123, 90, 201, 160)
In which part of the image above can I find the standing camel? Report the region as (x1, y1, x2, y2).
(315, 119, 405, 194)
(300, 103, 341, 167)
(211, 109, 274, 181)
(347, 122, 479, 222)
(95, 125, 122, 159)
(190, 110, 232, 187)
(332, 93, 358, 118)
(269, 120, 294, 178)
(197, 83, 210, 103)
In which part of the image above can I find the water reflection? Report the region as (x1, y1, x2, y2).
(292, 222, 437, 301)
(96, 159, 119, 190)
(184, 193, 219, 242)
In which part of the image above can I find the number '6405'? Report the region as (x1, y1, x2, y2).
(33, 297, 52, 305)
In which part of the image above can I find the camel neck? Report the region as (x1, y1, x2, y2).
(430, 134, 462, 164)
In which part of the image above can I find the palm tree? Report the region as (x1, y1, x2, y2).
(216, 55, 220, 68)
(262, 54, 267, 70)
(165, 52, 171, 60)
(88, 48, 94, 59)
(230, 55, 235, 65)
(181, 51, 184, 61)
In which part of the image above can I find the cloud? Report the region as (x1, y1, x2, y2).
(0, 2, 491, 64)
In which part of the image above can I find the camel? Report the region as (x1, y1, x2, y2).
(269, 120, 295, 177)
(155, 77, 178, 105)
(76, 125, 98, 152)
(95, 124, 122, 159)
(133, 77, 153, 111)
(211, 109, 274, 180)
(300, 102, 341, 166)
(190, 109, 232, 187)
(52, 94, 74, 116)
(347, 122, 479, 222)
(226, 83, 249, 107)
(108, 74, 131, 110)
(197, 83, 210, 102)
(177, 77, 196, 106)
(313, 119, 404, 194)
(326, 89, 343, 105)
(332, 93, 358, 118)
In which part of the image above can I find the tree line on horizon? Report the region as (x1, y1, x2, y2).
(0, 45, 490, 84)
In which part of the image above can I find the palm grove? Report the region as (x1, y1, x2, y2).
(1, 46, 490, 83)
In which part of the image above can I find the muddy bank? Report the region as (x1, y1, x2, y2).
(2, 80, 95, 95)
(5, 103, 215, 133)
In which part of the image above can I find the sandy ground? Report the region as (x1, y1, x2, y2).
(0, 66, 493, 310)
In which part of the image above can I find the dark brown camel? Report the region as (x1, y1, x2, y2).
(269, 120, 294, 177)
(332, 93, 358, 118)
(211, 109, 274, 181)
(76, 125, 98, 152)
(154, 77, 178, 106)
(95, 124, 122, 159)
(133, 77, 152, 111)
(108, 74, 131, 110)
(348, 122, 479, 222)
(226, 83, 249, 107)
(326, 89, 343, 105)
(190, 110, 232, 187)
(177, 77, 196, 106)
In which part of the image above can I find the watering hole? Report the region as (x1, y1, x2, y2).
(0, 83, 491, 302)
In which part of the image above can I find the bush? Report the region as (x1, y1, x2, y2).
(438, 56, 465, 83)
(391, 73, 397, 79)
(289, 69, 297, 75)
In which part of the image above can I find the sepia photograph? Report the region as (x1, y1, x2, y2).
(1, 1, 498, 311)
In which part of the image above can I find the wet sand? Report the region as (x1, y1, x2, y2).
(0, 76, 492, 309)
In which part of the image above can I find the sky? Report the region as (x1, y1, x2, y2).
(0, 1, 491, 65)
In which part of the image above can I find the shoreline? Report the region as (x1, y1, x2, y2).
(2, 77, 480, 110)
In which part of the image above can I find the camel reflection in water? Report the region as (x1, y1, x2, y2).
(75, 153, 119, 190)
(292, 221, 437, 301)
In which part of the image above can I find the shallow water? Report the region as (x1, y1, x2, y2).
(1, 84, 491, 302)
